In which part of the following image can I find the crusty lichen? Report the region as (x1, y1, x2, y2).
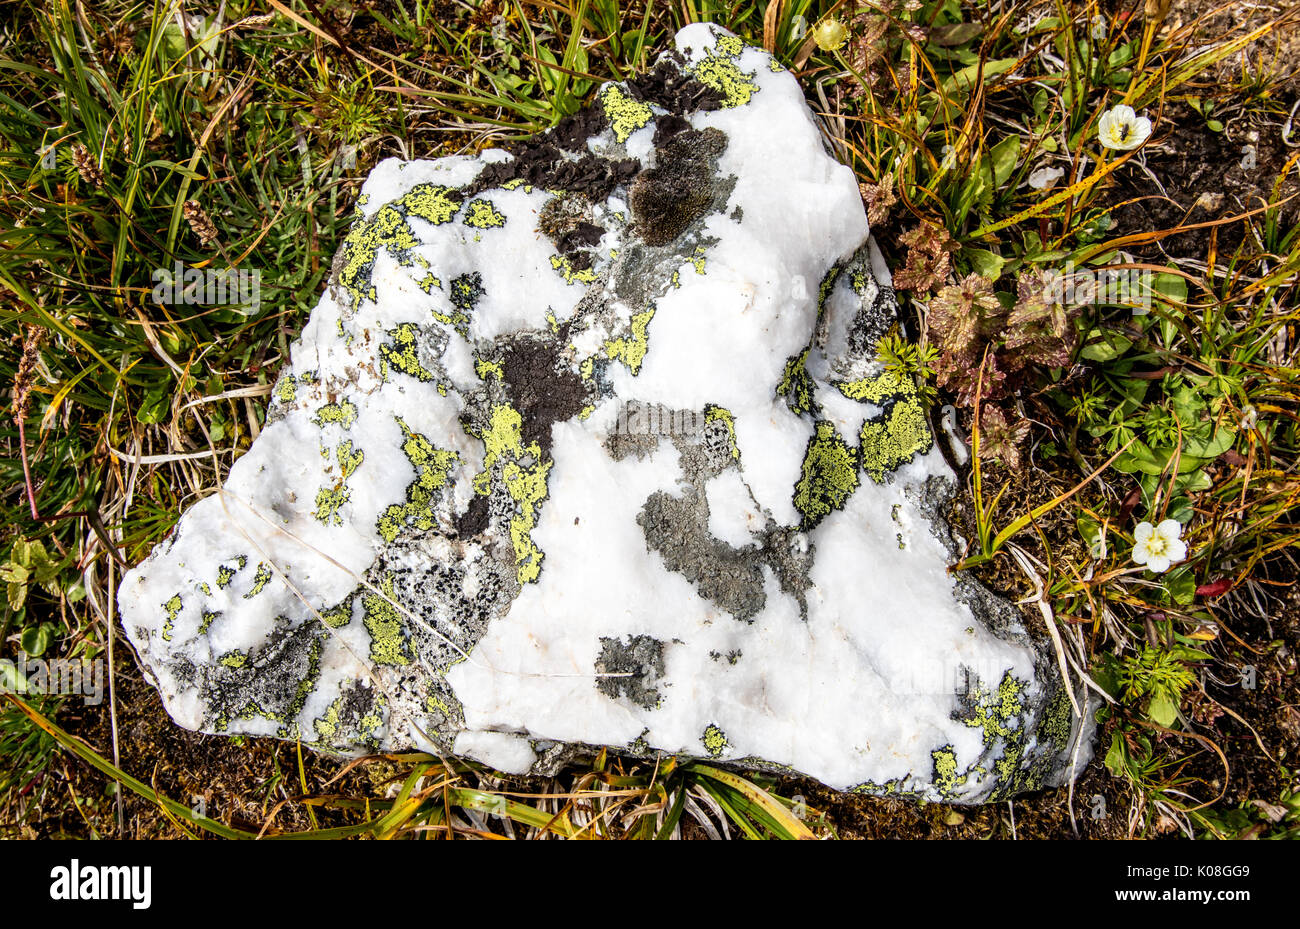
(792, 421, 859, 529)
(161, 593, 182, 642)
(362, 575, 412, 666)
(380, 323, 437, 382)
(463, 198, 506, 229)
(598, 83, 653, 143)
(859, 396, 931, 483)
(691, 47, 759, 108)
(376, 417, 460, 543)
(604, 307, 655, 375)
(471, 404, 552, 585)
(702, 723, 730, 758)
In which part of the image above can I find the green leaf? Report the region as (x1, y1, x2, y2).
(989, 135, 1021, 188)
(137, 386, 170, 425)
(1104, 732, 1127, 775)
(963, 246, 1006, 281)
(1147, 692, 1179, 727)
(20, 622, 56, 658)
(7, 579, 26, 612)
(1164, 567, 1196, 606)
(1080, 328, 1132, 362)
(0, 561, 29, 585)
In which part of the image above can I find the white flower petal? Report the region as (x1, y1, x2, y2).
(1156, 518, 1182, 541)
(1147, 554, 1170, 574)
(1133, 521, 1155, 543)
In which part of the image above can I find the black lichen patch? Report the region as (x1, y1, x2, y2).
(549, 104, 609, 153)
(624, 54, 724, 115)
(455, 493, 490, 538)
(469, 141, 639, 205)
(629, 127, 729, 247)
(595, 634, 667, 710)
(499, 333, 589, 458)
(449, 272, 484, 316)
(652, 113, 692, 147)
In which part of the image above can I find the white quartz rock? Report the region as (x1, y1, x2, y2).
(118, 24, 1092, 802)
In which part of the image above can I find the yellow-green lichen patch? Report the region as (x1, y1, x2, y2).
(380, 323, 437, 382)
(376, 418, 460, 543)
(858, 396, 932, 483)
(932, 745, 968, 797)
(475, 356, 503, 381)
(275, 374, 297, 405)
(315, 486, 350, 526)
(314, 439, 366, 527)
(398, 184, 461, 226)
(691, 53, 759, 108)
(768, 58, 785, 72)
(690, 246, 707, 275)
(598, 84, 654, 143)
(336, 440, 364, 479)
(702, 723, 729, 757)
(837, 369, 913, 404)
(463, 198, 506, 229)
(714, 33, 746, 57)
(777, 348, 816, 416)
(314, 688, 385, 746)
(319, 599, 353, 629)
(338, 205, 419, 306)
(815, 265, 842, 318)
(417, 272, 441, 294)
(550, 254, 599, 285)
(219, 650, 247, 669)
(604, 306, 655, 375)
(961, 671, 1026, 745)
(161, 593, 182, 642)
(704, 405, 741, 461)
(362, 575, 412, 666)
(243, 562, 272, 599)
(440, 272, 483, 338)
(214, 555, 245, 590)
(471, 404, 552, 585)
(198, 610, 219, 634)
(337, 184, 460, 307)
(314, 695, 343, 741)
(793, 421, 860, 530)
(314, 400, 358, 430)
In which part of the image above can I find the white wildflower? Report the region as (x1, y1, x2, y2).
(1131, 519, 1187, 574)
(1097, 104, 1152, 151)
(1240, 404, 1257, 430)
(1090, 16, 1108, 41)
(1028, 165, 1065, 190)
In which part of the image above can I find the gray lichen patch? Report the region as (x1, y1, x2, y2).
(638, 487, 768, 623)
(595, 634, 667, 710)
